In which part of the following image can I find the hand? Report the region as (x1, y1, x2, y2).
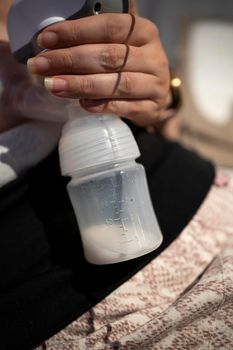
(27, 13, 170, 127)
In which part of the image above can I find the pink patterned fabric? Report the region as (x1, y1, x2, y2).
(36, 170, 233, 350)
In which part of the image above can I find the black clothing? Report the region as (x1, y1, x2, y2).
(0, 129, 215, 350)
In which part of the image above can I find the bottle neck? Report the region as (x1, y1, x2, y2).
(59, 113, 141, 177)
(70, 159, 137, 178)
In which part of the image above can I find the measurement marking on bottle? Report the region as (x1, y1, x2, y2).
(105, 217, 129, 234)
(119, 217, 129, 233)
(105, 218, 114, 226)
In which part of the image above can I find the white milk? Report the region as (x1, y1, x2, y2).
(81, 224, 158, 265)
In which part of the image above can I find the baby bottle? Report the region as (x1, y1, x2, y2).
(59, 106, 163, 265)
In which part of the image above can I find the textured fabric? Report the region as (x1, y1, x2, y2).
(40, 170, 233, 349)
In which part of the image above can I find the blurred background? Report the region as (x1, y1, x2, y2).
(137, 0, 233, 169)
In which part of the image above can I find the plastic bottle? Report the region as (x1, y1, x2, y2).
(59, 106, 163, 265)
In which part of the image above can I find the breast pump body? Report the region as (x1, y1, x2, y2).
(7, 0, 163, 265)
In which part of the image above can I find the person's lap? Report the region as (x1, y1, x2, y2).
(39, 170, 233, 350)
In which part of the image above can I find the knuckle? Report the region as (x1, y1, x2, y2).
(118, 73, 133, 96)
(100, 45, 125, 71)
(61, 51, 76, 71)
(127, 103, 142, 120)
(69, 21, 80, 43)
(105, 18, 121, 42)
(108, 100, 119, 113)
(153, 102, 163, 114)
(46, 50, 76, 71)
(147, 21, 159, 38)
(78, 77, 95, 95)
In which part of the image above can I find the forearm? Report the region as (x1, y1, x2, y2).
(0, 0, 13, 42)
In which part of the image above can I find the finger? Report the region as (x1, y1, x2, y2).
(28, 44, 157, 76)
(37, 13, 158, 49)
(80, 98, 163, 126)
(44, 72, 166, 101)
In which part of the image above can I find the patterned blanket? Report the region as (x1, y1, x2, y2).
(36, 170, 233, 350)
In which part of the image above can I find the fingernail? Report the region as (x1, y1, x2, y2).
(27, 57, 50, 74)
(37, 31, 59, 48)
(44, 77, 68, 92)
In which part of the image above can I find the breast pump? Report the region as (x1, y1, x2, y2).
(7, 0, 163, 265)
